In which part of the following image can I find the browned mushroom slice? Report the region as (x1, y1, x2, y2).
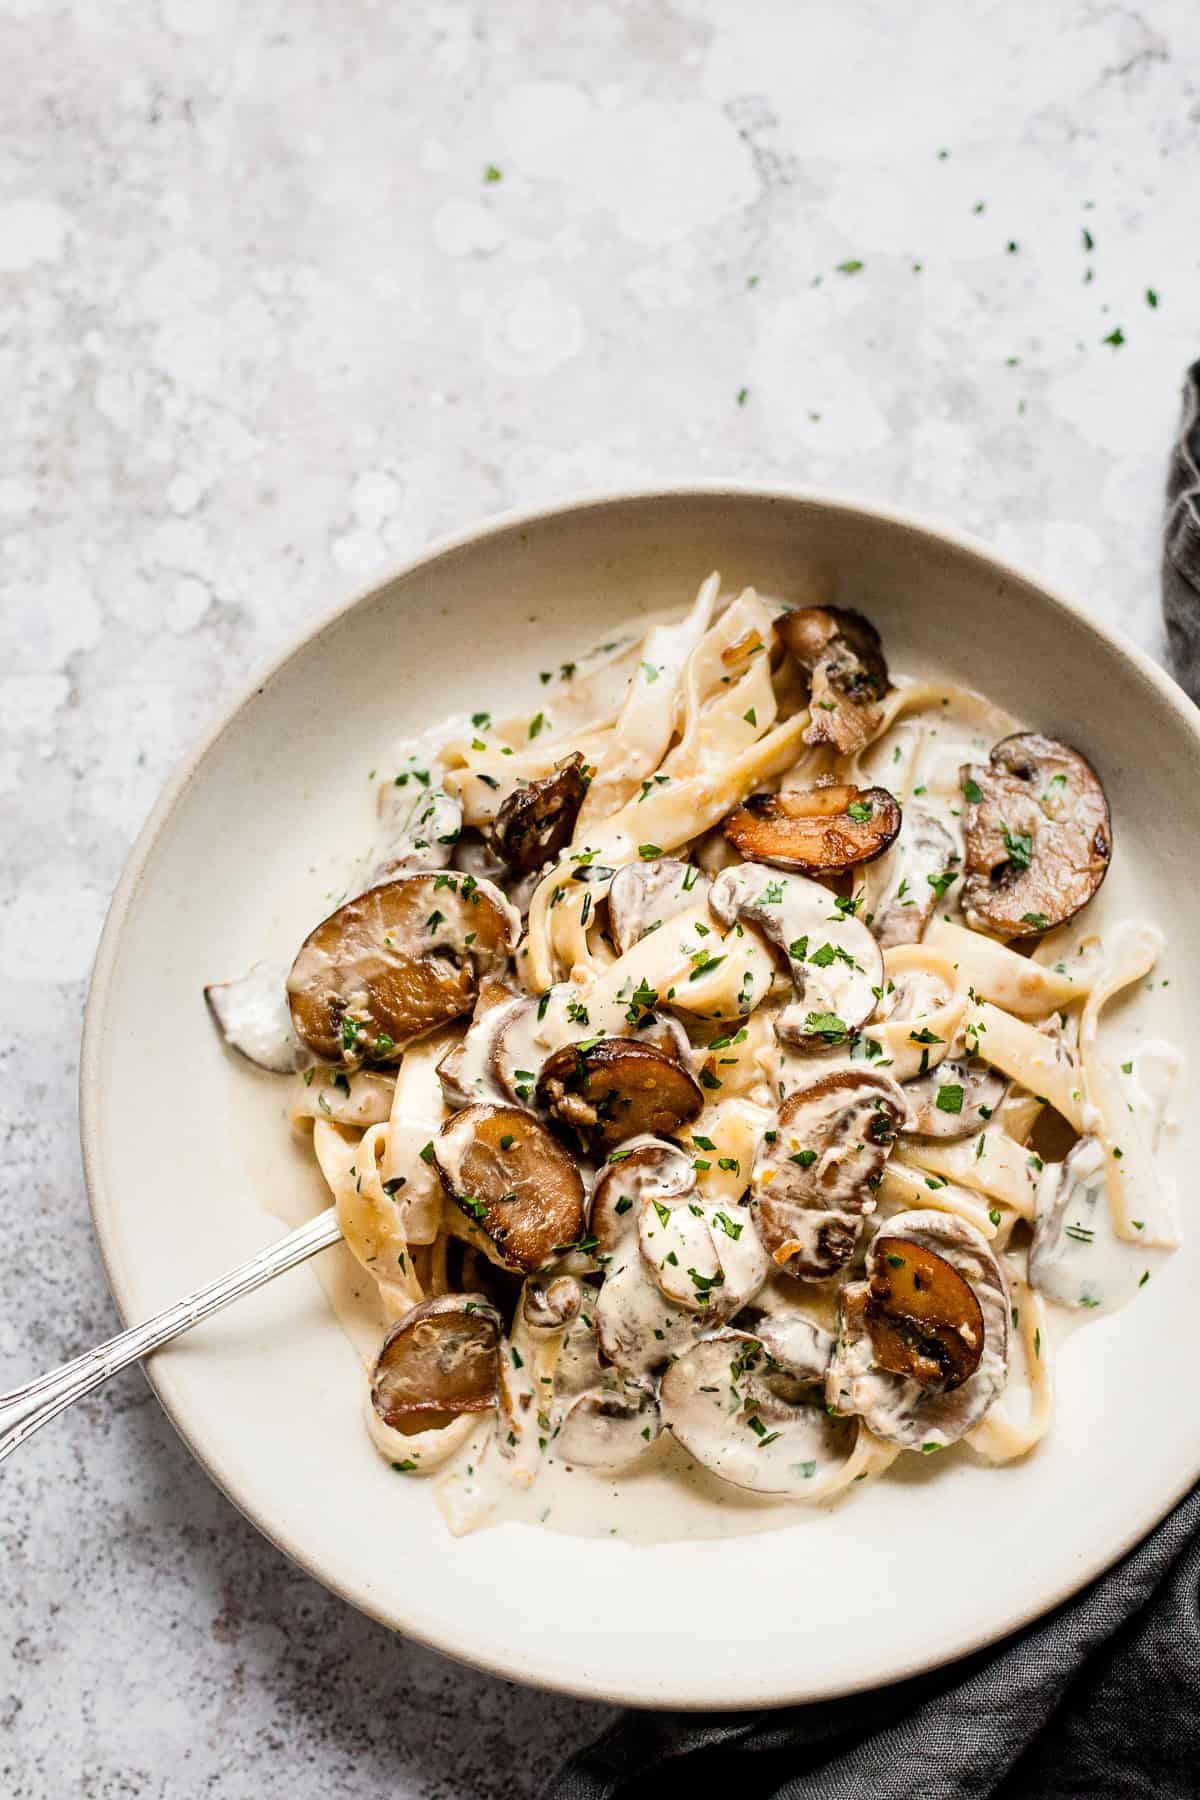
(776, 605, 889, 756)
(489, 752, 587, 876)
(960, 733, 1112, 938)
(287, 872, 517, 1066)
(872, 809, 958, 948)
(826, 1209, 1009, 1449)
(370, 1293, 502, 1430)
(902, 1056, 1007, 1139)
(434, 1103, 586, 1272)
(536, 1038, 704, 1156)
(753, 1070, 907, 1278)
(608, 858, 709, 955)
(866, 1236, 984, 1392)
(724, 784, 901, 873)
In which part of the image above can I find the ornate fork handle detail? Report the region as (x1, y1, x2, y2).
(0, 1207, 343, 1465)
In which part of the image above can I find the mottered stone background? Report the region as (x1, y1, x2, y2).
(2, 2, 1198, 1794)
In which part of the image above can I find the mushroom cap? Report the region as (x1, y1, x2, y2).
(370, 1293, 502, 1429)
(724, 784, 901, 874)
(555, 1382, 662, 1468)
(287, 872, 518, 1066)
(591, 1139, 768, 1374)
(960, 732, 1112, 939)
(775, 605, 890, 756)
(871, 808, 958, 949)
(608, 858, 710, 956)
(745, 1308, 836, 1383)
(435, 977, 521, 1110)
(708, 861, 884, 1050)
(489, 752, 587, 876)
(826, 1208, 1009, 1449)
(521, 1272, 584, 1334)
(590, 1135, 697, 1254)
(866, 1235, 985, 1392)
(662, 1329, 856, 1496)
(536, 1037, 704, 1156)
(368, 784, 463, 883)
(434, 1102, 586, 1272)
(754, 1070, 907, 1279)
(901, 1056, 1007, 1139)
(205, 959, 304, 1073)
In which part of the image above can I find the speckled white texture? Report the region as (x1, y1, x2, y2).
(1, 1, 1198, 1793)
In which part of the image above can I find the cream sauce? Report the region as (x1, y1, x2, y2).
(220, 594, 1185, 1542)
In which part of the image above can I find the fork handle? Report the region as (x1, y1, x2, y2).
(0, 1207, 342, 1465)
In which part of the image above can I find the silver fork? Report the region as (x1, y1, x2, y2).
(0, 1207, 343, 1465)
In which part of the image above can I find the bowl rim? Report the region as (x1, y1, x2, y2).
(78, 481, 1200, 1707)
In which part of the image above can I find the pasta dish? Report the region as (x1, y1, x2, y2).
(205, 575, 1181, 1533)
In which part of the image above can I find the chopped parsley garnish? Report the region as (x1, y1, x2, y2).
(1021, 911, 1050, 929)
(847, 800, 872, 823)
(790, 1149, 818, 1168)
(935, 1084, 964, 1114)
(712, 1211, 744, 1240)
(927, 869, 959, 899)
(528, 711, 545, 739)
(962, 776, 983, 804)
(804, 1012, 848, 1044)
(638, 843, 662, 859)
(418, 1141, 435, 1165)
(1002, 826, 1033, 870)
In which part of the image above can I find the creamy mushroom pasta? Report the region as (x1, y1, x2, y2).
(207, 575, 1182, 1533)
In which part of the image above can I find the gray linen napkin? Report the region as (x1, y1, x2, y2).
(1165, 359, 1200, 700)
(540, 366, 1200, 1800)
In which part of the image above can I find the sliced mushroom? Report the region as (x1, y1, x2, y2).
(662, 1329, 856, 1496)
(864, 1236, 984, 1391)
(367, 784, 463, 884)
(590, 1135, 697, 1254)
(590, 1137, 767, 1374)
(743, 1308, 835, 1383)
(826, 1209, 1009, 1449)
(724, 784, 900, 873)
(369, 1293, 502, 1429)
(435, 978, 522, 1109)
(489, 753, 587, 876)
(521, 1272, 584, 1334)
(902, 1057, 1007, 1139)
(608, 858, 710, 955)
(709, 862, 883, 1050)
(1028, 1135, 1109, 1309)
(536, 1037, 703, 1156)
(451, 828, 507, 885)
(752, 1070, 907, 1278)
(776, 605, 889, 756)
(287, 872, 518, 1066)
(433, 1103, 586, 1272)
(871, 809, 958, 948)
(205, 959, 305, 1073)
(960, 733, 1112, 939)
(555, 1382, 662, 1468)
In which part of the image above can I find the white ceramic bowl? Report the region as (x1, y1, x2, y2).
(82, 487, 1200, 1708)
